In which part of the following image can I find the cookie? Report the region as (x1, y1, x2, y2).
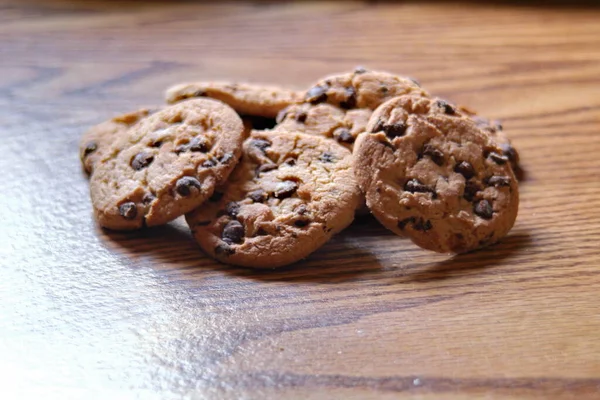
(274, 103, 371, 150)
(80, 108, 155, 174)
(302, 67, 428, 110)
(354, 95, 519, 253)
(165, 82, 303, 119)
(274, 68, 428, 147)
(186, 129, 361, 268)
(90, 98, 244, 230)
(458, 105, 521, 172)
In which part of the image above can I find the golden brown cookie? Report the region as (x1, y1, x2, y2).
(165, 82, 303, 118)
(458, 105, 521, 172)
(274, 68, 428, 147)
(186, 129, 361, 268)
(90, 99, 244, 230)
(274, 103, 371, 150)
(79, 108, 155, 174)
(354, 95, 519, 253)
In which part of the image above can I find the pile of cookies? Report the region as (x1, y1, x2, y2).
(80, 68, 520, 268)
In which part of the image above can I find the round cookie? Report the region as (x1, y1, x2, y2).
(302, 67, 428, 111)
(186, 129, 361, 268)
(80, 108, 155, 174)
(90, 98, 244, 230)
(165, 82, 303, 119)
(457, 105, 521, 172)
(274, 68, 428, 147)
(274, 103, 371, 150)
(354, 95, 519, 253)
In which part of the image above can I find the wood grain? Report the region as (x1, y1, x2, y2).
(1, 1, 600, 399)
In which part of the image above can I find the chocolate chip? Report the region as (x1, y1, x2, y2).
(306, 85, 328, 104)
(142, 193, 156, 204)
(383, 122, 407, 139)
(189, 137, 209, 152)
(150, 140, 163, 148)
(219, 152, 234, 164)
(209, 191, 224, 202)
(413, 218, 432, 232)
(83, 142, 97, 157)
(222, 220, 244, 244)
(454, 161, 475, 179)
(398, 217, 415, 230)
(488, 152, 508, 165)
(371, 118, 385, 133)
(119, 202, 137, 220)
(294, 219, 310, 227)
(380, 86, 389, 94)
(493, 120, 503, 131)
(499, 143, 519, 164)
(284, 158, 296, 166)
(474, 199, 494, 219)
(398, 216, 431, 231)
(340, 87, 357, 109)
(437, 100, 455, 115)
(422, 144, 444, 166)
(176, 176, 201, 196)
(250, 139, 271, 152)
(174, 144, 188, 154)
(202, 158, 217, 168)
(319, 152, 335, 163)
(463, 181, 481, 202)
(487, 175, 511, 187)
(354, 66, 367, 74)
(335, 128, 355, 144)
(248, 189, 268, 203)
(215, 243, 235, 256)
(274, 180, 298, 199)
(225, 201, 240, 217)
(131, 152, 154, 170)
(295, 111, 308, 123)
(256, 163, 278, 174)
(405, 179, 432, 195)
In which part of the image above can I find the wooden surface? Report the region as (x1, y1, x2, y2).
(1, 1, 600, 399)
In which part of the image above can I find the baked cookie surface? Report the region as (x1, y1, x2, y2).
(186, 129, 361, 268)
(274, 68, 428, 147)
(165, 82, 303, 118)
(354, 95, 519, 253)
(90, 98, 244, 230)
(80, 108, 155, 174)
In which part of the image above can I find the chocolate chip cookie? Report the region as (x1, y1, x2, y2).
(303, 67, 427, 110)
(165, 82, 303, 119)
(186, 129, 361, 268)
(90, 98, 244, 230)
(457, 105, 521, 172)
(274, 68, 428, 147)
(80, 108, 155, 174)
(274, 103, 371, 150)
(354, 95, 519, 253)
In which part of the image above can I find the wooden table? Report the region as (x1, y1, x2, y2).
(2, 1, 600, 399)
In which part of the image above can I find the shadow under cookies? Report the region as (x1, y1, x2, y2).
(396, 230, 533, 284)
(99, 214, 388, 283)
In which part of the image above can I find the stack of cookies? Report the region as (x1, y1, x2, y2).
(80, 68, 520, 268)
